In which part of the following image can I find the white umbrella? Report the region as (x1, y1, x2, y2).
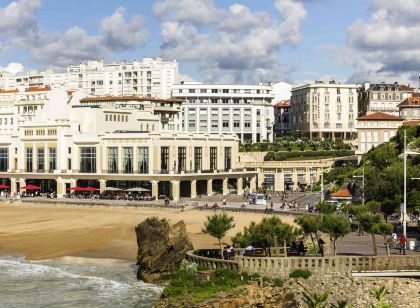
(125, 187, 150, 192)
(103, 187, 123, 191)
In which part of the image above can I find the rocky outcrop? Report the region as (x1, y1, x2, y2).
(136, 217, 193, 282)
(155, 284, 299, 308)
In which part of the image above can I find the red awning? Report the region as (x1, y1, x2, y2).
(21, 185, 41, 190)
(84, 187, 99, 192)
(68, 186, 84, 191)
(0, 184, 10, 189)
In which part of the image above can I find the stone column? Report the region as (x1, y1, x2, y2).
(10, 178, 17, 195)
(237, 177, 243, 195)
(70, 178, 77, 188)
(99, 179, 107, 193)
(207, 179, 213, 196)
(191, 180, 197, 199)
(56, 177, 66, 198)
(250, 176, 257, 193)
(151, 180, 159, 199)
(222, 178, 229, 195)
(19, 178, 26, 194)
(171, 180, 180, 201)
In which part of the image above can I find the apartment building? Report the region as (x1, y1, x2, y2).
(291, 81, 358, 140)
(398, 94, 420, 121)
(172, 82, 275, 143)
(357, 82, 414, 117)
(0, 57, 179, 99)
(355, 112, 403, 155)
(273, 100, 291, 137)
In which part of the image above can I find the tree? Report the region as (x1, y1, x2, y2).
(316, 202, 337, 215)
(380, 199, 399, 221)
(295, 215, 322, 255)
(320, 215, 351, 256)
(232, 216, 299, 256)
(357, 213, 392, 256)
(202, 213, 235, 259)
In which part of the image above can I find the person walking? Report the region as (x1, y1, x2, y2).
(399, 234, 407, 255)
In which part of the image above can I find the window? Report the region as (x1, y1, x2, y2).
(26, 148, 33, 172)
(337, 114, 342, 121)
(68, 147, 72, 154)
(256, 110, 261, 116)
(123, 147, 133, 174)
(188, 120, 196, 128)
(210, 147, 217, 170)
(233, 121, 240, 128)
(222, 121, 229, 128)
(80, 147, 96, 173)
(336, 123, 342, 128)
(0, 148, 8, 171)
(178, 147, 186, 172)
(138, 147, 149, 174)
(223, 89, 229, 93)
(49, 148, 56, 171)
(36, 148, 45, 172)
(189, 89, 195, 93)
(161, 147, 169, 172)
(194, 147, 202, 171)
(211, 121, 218, 128)
(212, 89, 218, 93)
(224, 147, 232, 171)
(244, 122, 251, 128)
(107, 147, 118, 173)
(222, 99, 229, 104)
(200, 89, 207, 93)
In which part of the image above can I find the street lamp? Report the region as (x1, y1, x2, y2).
(353, 167, 365, 206)
(403, 129, 420, 239)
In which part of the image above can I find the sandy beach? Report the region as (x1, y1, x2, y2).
(0, 201, 295, 261)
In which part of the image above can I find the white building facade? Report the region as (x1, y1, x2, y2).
(0, 88, 256, 200)
(0, 57, 179, 99)
(172, 82, 275, 143)
(291, 81, 358, 140)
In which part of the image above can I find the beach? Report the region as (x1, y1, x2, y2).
(0, 201, 294, 261)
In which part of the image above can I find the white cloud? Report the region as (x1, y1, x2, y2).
(0, 62, 24, 75)
(0, 1, 148, 70)
(341, 0, 420, 84)
(154, 0, 307, 83)
(271, 82, 293, 102)
(100, 7, 148, 52)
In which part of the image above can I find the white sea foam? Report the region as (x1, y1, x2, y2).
(0, 255, 162, 307)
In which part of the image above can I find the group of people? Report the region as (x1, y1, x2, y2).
(291, 240, 307, 256)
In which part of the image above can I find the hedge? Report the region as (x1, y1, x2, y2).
(264, 150, 354, 161)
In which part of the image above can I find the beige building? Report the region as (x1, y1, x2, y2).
(355, 112, 403, 155)
(0, 89, 256, 201)
(291, 81, 358, 140)
(398, 95, 420, 121)
(238, 152, 347, 192)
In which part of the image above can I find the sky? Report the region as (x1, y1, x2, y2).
(0, 0, 419, 88)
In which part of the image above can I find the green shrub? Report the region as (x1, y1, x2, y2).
(289, 269, 312, 279)
(264, 150, 354, 161)
(273, 278, 284, 287)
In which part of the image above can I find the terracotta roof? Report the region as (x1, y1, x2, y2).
(25, 86, 50, 92)
(0, 89, 19, 93)
(403, 120, 420, 127)
(398, 97, 420, 107)
(80, 96, 184, 103)
(331, 188, 352, 198)
(357, 112, 403, 121)
(399, 85, 415, 91)
(412, 92, 420, 97)
(274, 99, 290, 107)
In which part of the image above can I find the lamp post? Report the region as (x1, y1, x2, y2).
(403, 129, 420, 239)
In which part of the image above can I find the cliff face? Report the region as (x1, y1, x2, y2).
(135, 217, 193, 283)
(155, 274, 420, 308)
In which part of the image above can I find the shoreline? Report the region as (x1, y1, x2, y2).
(0, 201, 283, 261)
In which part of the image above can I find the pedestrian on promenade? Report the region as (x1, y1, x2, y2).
(399, 234, 406, 255)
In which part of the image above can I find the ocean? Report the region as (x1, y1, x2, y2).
(0, 255, 163, 308)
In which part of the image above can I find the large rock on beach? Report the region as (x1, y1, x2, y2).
(135, 217, 193, 282)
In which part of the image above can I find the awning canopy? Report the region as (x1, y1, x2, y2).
(21, 185, 41, 190)
(0, 184, 10, 189)
(103, 187, 123, 191)
(125, 187, 150, 192)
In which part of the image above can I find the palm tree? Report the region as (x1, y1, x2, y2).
(202, 213, 235, 259)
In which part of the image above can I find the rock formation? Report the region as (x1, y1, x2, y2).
(135, 217, 193, 282)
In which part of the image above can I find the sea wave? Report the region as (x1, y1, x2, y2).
(0, 255, 162, 308)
